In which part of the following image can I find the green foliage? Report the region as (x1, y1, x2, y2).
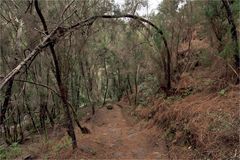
(78, 95, 89, 104)
(218, 88, 226, 96)
(207, 111, 234, 132)
(0, 143, 22, 160)
(232, 0, 240, 19)
(153, 32, 163, 50)
(166, 95, 182, 102)
(204, 0, 222, 18)
(164, 127, 176, 142)
(182, 88, 193, 97)
(54, 137, 71, 152)
(219, 41, 235, 59)
(0, 146, 6, 160)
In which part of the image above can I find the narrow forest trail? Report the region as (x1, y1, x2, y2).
(64, 104, 169, 159)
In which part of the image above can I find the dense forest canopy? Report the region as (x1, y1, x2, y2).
(0, 0, 239, 159)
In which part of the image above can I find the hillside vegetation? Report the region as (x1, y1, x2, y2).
(0, 0, 239, 159)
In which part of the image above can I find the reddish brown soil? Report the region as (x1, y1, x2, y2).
(67, 105, 169, 159)
(23, 104, 168, 159)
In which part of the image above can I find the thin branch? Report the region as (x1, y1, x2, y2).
(0, 20, 66, 90)
(61, 0, 75, 20)
(0, 14, 170, 90)
(228, 63, 239, 77)
(34, 27, 47, 35)
(10, 0, 19, 9)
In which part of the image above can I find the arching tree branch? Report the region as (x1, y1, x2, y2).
(0, 14, 171, 91)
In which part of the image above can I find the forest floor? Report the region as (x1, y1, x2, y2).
(11, 81, 240, 159)
(49, 104, 169, 159)
(16, 62, 239, 159)
(16, 103, 169, 159)
(10, 34, 238, 160)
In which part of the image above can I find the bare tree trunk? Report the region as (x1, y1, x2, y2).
(80, 60, 94, 115)
(45, 67, 54, 127)
(127, 74, 132, 94)
(39, 100, 46, 131)
(0, 78, 14, 125)
(126, 80, 132, 106)
(221, 0, 239, 68)
(187, 1, 193, 54)
(86, 60, 93, 92)
(17, 107, 24, 142)
(34, 0, 77, 149)
(25, 103, 38, 132)
(23, 63, 38, 132)
(134, 65, 139, 105)
(102, 55, 109, 107)
(70, 72, 76, 107)
(209, 19, 224, 52)
(76, 74, 81, 107)
(115, 68, 121, 100)
(166, 47, 171, 91)
(45, 104, 55, 127)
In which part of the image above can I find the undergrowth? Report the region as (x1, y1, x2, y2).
(0, 142, 22, 159)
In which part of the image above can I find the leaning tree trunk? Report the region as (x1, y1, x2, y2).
(0, 14, 171, 92)
(34, 0, 77, 149)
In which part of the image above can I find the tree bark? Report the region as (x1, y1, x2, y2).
(0, 77, 14, 125)
(0, 14, 171, 92)
(80, 60, 94, 115)
(134, 65, 139, 105)
(102, 54, 109, 107)
(221, 0, 239, 68)
(34, 0, 77, 149)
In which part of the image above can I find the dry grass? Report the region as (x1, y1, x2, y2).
(133, 85, 239, 159)
(137, 78, 240, 159)
(132, 51, 240, 159)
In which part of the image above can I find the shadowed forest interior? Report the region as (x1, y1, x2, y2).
(0, 0, 239, 159)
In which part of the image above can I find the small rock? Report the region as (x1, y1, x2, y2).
(23, 155, 35, 160)
(109, 143, 115, 147)
(80, 146, 96, 155)
(106, 104, 113, 110)
(113, 152, 124, 157)
(81, 126, 91, 134)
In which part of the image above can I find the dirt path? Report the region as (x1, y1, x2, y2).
(70, 104, 168, 159)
